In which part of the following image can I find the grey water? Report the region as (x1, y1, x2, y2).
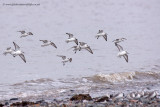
(0, 0, 160, 100)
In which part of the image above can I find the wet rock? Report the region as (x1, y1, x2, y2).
(70, 89, 74, 92)
(36, 99, 45, 104)
(10, 98, 18, 101)
(10, 101, 35, 106)
(0, 104, 4, 107)
(5, 101, 9, 106)
(70, 94, 92, 101)
(95, 96, 109, 102)
(60, 103, 67, 107)
(40, 102, 48, 106)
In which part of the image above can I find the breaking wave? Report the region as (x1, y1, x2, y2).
(86, 71, 160, 83)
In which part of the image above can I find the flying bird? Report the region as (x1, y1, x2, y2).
(65, 33, 78, 45)
(95, 30, 107, 41)
(11, 42, 26, 63)
(18, 30, 33, 38)
(113, 38, 127, 45)
(79, 42, 93, 54)
(57, 55, 72, 66)
(3, 47, 14, 56)
(71, 45, 81, 53)
(117, 50, 129, 63)
(40, 40, 57, 48)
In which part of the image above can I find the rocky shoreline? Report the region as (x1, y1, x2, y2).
(0, 91, 160, 107)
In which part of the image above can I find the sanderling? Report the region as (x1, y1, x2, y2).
(12, 42, 26, 63)
(127, 92, 135, 99)
(135, 92, 141, 99)
(3, 47, 14, 56)
(57, 55, 72, 66)
(112, 93, 124, 100)
(117, 51, 129, 63)
(71, 45, 81, 53)
(147, 91, 158, 99)
(95, 30, 107, 41)
(18, 30, 33, 38)
(40, 40, 57, 48)
(65, 33, 78, 45)
(79, 42, 93, 54)
(113, 38, 127, 45)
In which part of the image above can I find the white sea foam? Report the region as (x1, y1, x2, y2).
(86, 71, 160, 83)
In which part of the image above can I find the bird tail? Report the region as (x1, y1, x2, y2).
(65, 40, 69, 43)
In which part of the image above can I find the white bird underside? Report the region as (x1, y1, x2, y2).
(118, 51, 128, 62)
(40, 40, 57, 48)
(18, 31, 33, 38)
(66, 38, 78, 45)
(96, 30, 107, 41)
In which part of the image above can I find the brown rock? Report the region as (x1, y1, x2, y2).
(0, 104, 4, 107)
(10, 101, 35, 106)
(70, 94, 92, 101)
(95, 96, 109, 102)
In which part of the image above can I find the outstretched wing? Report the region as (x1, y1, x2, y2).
(18, 31, 25, 34)
(19, 54, 26, 63)
(115, 43, 123, 51)
(7, 47, 11, 50)
(57, 55, 66, 60)
(86, 47, 93, 54)
(121, 38, 127, 40)
(74, 39, 78, 45)
(28, 32, 33, 35)
(71, 46, 77, 49)
(51, 42, 57, 48)
(123, 54, 128, 63)
(103, 34, 107, 41)
(66, 33, 73, 38)
(98, 30, 103, 33)
(13, 42, 20, 50)
(40, 40, 48, 43)
(79, 42, 86, 46)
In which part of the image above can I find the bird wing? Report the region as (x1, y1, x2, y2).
(51, 42, 57, 48)
(123, 54, 128, 63)
(7, 47, 11, 50)
(66, 33, 73, 38)
(28, 32, 33, 35)
(57, 55, 66, 60)
(98, 30, 103, 33)
(103, 34, 107, 41)
(74, 39, 78, 45)
(19, 54, 26, 63)
(40, 40, 48, 43)
(71, 46, 77, 49)
(86, 47, 93, 54)
(121, 38, 127, 40)
(79, 42, 86, 46)
(13, 42, 20, 50)
(69, 58, 72, 62)
(115, 43, 123, 51)
(112, 39, 119, 42)
(18, 31, 25, 34)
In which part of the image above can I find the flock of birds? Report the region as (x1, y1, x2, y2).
(110, 90, 159, 100)
(3, 30, 129, 65)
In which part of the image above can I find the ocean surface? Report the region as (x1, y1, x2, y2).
(0, 0, 160, 100)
